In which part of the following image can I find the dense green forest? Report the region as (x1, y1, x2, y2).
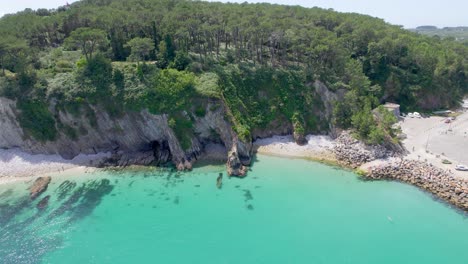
(0, 0, 466, 145)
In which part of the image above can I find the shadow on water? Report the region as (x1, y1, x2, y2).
(243, 189, 253, 202)
(0, 165, 240, 263)
(0, 178, 114, 263)
(49, 179, 114, 224)
(55, 180, 77, 201)
(242, 189, 255, 210)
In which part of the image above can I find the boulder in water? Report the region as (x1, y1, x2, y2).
(29, 176, 51, 200)
(216, 173, 223, 189)
(226, 151, 247, 177)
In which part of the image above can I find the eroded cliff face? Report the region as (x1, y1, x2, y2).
(0, 78, 336, 176)
(313, 81, 346, 138)
(0, 98, 25, 148)
(0, 97, 252, 175)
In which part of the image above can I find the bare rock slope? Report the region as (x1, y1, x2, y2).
(0, 97, 251, 174)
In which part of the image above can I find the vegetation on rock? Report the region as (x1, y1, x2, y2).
(0, 0, 466, 145)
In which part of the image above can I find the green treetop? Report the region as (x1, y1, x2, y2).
(0, 37, 28, 75)
(64, 28, 108, 61)
(126, 37, 155, 64)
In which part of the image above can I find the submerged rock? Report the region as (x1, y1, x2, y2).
(216, 173, 223, 189)
(30, 177, 51, 200)
(37, 195, 51, 210)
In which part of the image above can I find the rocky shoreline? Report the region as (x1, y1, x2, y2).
(332, 131, 468, 212)
(2, 129, 468, 212)
(364, 160, 468, 211)
(332, 131, 400, 168)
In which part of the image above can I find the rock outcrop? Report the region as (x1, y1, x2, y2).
(293, 130, 307, 145)
(0, 98, 25, 149)
(333, 131, 398, 167)
(313, 81, 346, 138)
(29, 176, 51, 200)
(0, 97, 253, 174)
(226, 151, 248, 177)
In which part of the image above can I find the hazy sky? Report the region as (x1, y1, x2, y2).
(0, 0, 78, 16)
(1, 0, 467, 28)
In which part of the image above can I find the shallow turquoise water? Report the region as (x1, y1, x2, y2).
(0, 155, 467, 264)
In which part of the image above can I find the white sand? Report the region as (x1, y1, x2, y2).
(0, 149, 110, 185)
(0, 135, 335, 185)
(3, 110, 466, 185)
(253, 135, 335, 161)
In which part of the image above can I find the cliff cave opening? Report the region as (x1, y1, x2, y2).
(150, 140, 172, 166)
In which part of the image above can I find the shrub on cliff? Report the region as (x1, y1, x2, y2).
(217, 64, 321, 141)
(169, 113, 194, 150)
(148, 69, 195, 113)
(77, 54, 113, 98)
(17, 100, 57, 142)
(195, 72, 220, 99)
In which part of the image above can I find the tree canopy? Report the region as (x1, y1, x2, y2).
(126, 37, 154, 64)
(64, 27, 108, 61)
(0, 0, 466, 143)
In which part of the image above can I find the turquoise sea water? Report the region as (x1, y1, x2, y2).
(0, 154, 467, 264)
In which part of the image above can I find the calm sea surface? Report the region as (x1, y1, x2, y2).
(1, 155, 467, 264)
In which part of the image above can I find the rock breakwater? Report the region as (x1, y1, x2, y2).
(365, 160, 468, 211)
(333, 131, 396, 167)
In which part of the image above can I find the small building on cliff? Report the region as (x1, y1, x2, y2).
(382, 103, 400, 118)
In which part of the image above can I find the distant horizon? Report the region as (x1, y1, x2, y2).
(414, 25, 467, 29)
(1, 0, 467, 29)
(415, 25, 468, 29)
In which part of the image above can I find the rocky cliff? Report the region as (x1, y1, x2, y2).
(0, 97, 251, 175)
(0, 78, 341, 175)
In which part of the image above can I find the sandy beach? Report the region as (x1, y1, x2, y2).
(0, 149, 110, 185)
(2, 108, 467, 185)
(253, 135, 336, 162)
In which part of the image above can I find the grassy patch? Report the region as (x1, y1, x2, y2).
(195, 72, 221, 98)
